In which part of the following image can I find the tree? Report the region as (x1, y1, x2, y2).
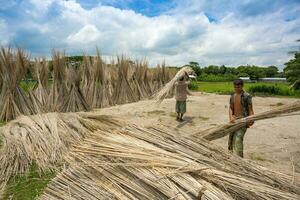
(65, 56, 85, 62)
(265, 66, 278, 77)
(204, 65, 220, 74)
(219, 65, 227, 74)
(237, 65, 266, 80)
(189, 61, 202, 76)
(237, 72, 249, 77)
(225, 67, 238, 75)
(284, 52, 300, 90)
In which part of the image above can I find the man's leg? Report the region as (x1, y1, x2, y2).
(233, 127, 247, 157)
(175, 101, 180, 120)
(179, 113, 184, 120)
(228, 132, 234, 152)
(180, 101, 186, 121)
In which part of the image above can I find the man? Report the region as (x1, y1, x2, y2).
(228, 79, 254, 157)
(175, 74, 192, 121)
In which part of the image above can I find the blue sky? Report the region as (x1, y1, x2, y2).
(0, 0, 299, 68)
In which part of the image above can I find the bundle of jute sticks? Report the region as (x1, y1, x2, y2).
(152, 66, 194, 104)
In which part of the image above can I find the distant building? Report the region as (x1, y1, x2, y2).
(259, 78, 287, 83)
(238, 77, 287, 83)
(239, 77, 252, 82)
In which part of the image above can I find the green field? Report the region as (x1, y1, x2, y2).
(3, 165, 56, 200)
(190, 81, 300, 98)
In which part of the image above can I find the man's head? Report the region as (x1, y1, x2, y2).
(233, 79, 244, 93)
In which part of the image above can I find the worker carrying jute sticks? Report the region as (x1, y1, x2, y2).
(228, 79, 254, 157)
(174, 72, 193, 121)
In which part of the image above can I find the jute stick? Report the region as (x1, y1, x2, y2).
(192, 101, 300, 141)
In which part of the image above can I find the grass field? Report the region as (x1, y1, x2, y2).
(2, 165, 56, 200)
(190, 81, 300, 98)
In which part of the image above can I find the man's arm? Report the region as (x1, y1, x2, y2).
(229, 106, 236, 123)
(185, 81, 193, 96)
(249, 104, 254, 115)
(247, 96, 254, 126)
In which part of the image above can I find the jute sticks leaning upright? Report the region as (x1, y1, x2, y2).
(0, 47, 174, 121)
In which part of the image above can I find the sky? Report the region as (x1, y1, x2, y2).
(0, 0, 299, 68)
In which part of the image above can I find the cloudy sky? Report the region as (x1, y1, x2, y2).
(0, 0, 299, 68)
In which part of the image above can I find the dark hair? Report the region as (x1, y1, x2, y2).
(233, 79, 244, 86)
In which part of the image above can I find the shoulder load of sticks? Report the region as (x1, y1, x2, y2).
(152, 65, 195, 104)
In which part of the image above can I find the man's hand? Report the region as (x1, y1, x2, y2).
(246, 120, 254, 127)
(230, 115, 236, 123)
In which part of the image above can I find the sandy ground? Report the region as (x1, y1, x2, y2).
(94, 92, 300, 180)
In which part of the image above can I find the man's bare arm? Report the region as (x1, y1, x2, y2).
(247, 104, 254, 126)
(249, 104, 254, 115)
(229, 107, 235, 123)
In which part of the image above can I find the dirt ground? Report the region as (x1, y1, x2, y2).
(94, 92, 300, 180)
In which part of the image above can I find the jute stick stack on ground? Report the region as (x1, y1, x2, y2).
(59, 66, 90, 112)
(112, 57, 138, 105)
(192, 101, 300, 141)
(81, 55, 95, 107)
(48, 51, 68, 111)
(37, 117, 299, 200)
(0, 48, 36, 121)
(29, 58, 49, 112)
(0, 112, 300, 199)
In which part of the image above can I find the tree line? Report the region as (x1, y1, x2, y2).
(188, 50, 300, 90)
(188, 62, 283, 81)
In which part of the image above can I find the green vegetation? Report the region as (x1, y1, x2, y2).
(197, 74, 238, 82)
(190, 81, 300, 97)
(248, 84, 297, 96)
(284, 52, 300, 90)
(188, 46, 300, 91)
(188, 61, 284, 81)
(190, 82, 233, 94)
(3, 165, 56, 200)
(19, 80, 36, 93)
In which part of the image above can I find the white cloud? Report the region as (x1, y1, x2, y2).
(67, 24, 101, 44)
(29, 0, 56, 12)
(2, 0, 299, 68)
